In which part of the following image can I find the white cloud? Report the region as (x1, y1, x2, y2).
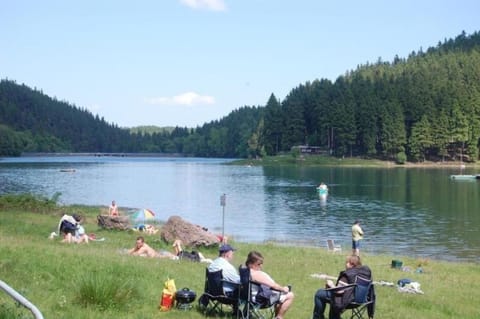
(145, 91, 216, 106)
(179, 0, 227, 12)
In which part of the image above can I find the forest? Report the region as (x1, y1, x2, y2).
(1, 30, 480, 162)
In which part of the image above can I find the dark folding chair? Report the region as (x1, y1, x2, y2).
(345, 276, 375, 319)
(198, 268, 240, 317)
(238, 266, 280, 319)
(326, 275, 375, 319)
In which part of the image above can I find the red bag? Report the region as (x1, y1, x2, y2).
(159, 278, 176, 311)
(160, 293, 174, 311)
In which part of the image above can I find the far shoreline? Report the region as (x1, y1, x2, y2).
(4, 152, 479, 169)
(87, 206, 470, 264)
(231, 155, 480, 169)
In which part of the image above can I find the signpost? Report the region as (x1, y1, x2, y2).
(220, 194, 226, 241)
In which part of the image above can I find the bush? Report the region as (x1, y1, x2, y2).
(75, 272, 139, 311)
(0, 193, 61, 213)
(396, 151, 407, 164)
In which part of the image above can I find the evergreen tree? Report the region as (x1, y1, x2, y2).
(409, 115, 433, 162)
(431, 109, 451, 161)
(329, 78, 357, 157)
(263, 93, 283, 155)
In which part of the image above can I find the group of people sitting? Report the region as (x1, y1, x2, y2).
(206, 244, 372, 319)
(206, 244, 294, 319)
(129, 237, 372, 319)
(56, 213, 90, 244)
(55, 209, 371, 319)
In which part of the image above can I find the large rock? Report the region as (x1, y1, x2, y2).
(160, 215, 220, 248)
(97, 215, 131, 230)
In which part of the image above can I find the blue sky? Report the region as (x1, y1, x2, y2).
(1, 0, 479, 128)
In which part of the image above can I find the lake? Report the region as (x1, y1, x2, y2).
(1, 155, 479, 263)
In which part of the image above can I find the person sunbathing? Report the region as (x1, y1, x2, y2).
(155, 239, 182, 259)
(164, 239, 212, 262)
(128, 236, 159, 257)
(128, 237, 212, 262)
(128, 237, 185, 259)
(145, 224, 159, 234)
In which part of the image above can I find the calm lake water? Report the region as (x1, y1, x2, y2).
(1, 156, 479, 263)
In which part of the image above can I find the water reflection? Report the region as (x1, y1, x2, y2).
(0, 156, 479, 262)
(260, 165, 480, 262)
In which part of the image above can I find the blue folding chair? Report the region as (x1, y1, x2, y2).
(345, 276, 375, 319)
(198, 268, 240, 317)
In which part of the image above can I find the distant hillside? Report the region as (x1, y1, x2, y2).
(0, 80, 135, 155)
(261, 30, 480, 162)
(129, 126, 176, 135)
(1, 31, 480, 162)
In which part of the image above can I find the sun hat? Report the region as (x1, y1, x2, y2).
(219, 244, 236, 253)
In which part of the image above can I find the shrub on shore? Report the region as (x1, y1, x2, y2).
(0, 192, 62, 213)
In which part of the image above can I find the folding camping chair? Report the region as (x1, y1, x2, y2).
(345, 276, 375, 319)
(326, 239, 342, 252)
(198, 268, 240, 317)
(326, 275, 375, 319)
(238, 266, 280, 319)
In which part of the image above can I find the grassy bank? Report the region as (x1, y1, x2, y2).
(0, 204, 478, 319)
(232, 154, 480, 168)
(232, 154, 390, 167)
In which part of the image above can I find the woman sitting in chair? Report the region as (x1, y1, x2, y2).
(246, 251, 294, 319)
(312, 255, 372, 319)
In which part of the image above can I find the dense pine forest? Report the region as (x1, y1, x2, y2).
(1, 31, 480, 162)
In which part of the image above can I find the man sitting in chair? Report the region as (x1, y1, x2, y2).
(312, 255, 372, 319)
(207, 244, 240, 296)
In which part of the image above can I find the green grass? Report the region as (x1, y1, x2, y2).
(232, 154, 480, 168)
(0, 200, 479, 319)
(233, 155, 403, 167)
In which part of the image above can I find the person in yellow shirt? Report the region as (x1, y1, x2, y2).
(351, 220, 364, 256)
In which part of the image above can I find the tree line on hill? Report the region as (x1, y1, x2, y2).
(1, 31, 480, 162)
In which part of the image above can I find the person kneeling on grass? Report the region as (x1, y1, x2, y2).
(58, 213, 81, 243)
